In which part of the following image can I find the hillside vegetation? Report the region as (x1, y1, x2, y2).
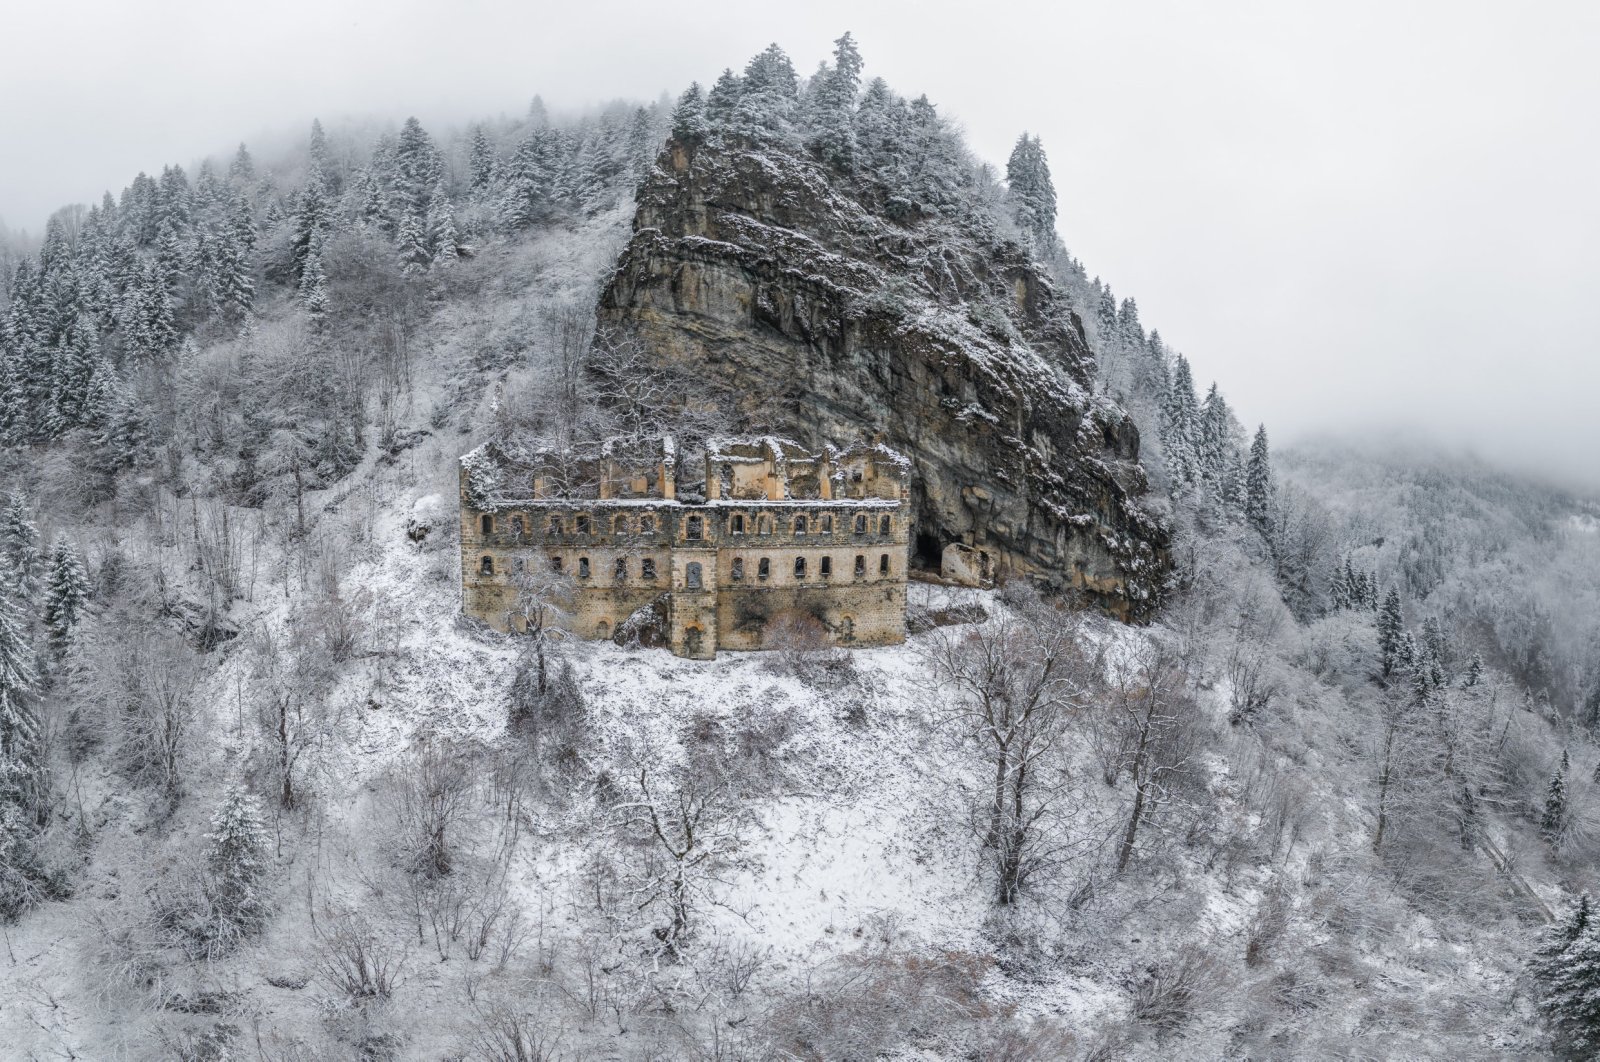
(0, 34, 1597, 1061)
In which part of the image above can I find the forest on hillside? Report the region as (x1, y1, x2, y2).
(1, 32, 1599, 1061)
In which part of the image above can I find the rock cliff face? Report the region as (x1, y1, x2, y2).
(597, 135, 1168, 618)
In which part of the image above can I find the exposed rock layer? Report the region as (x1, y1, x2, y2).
(597, 136, 1168, 618)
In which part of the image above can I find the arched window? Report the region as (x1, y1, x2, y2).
(549, 555, 563, 573)
(642, 558, 657, 579)
(730, 513, 745, 534)
(686, 562, 703, 589)
(758, 558, 771, 580)
(880, 515, 891, 535)
(795, 515, 808, 535)
(758, 513, 773, 535)
(854, 554, 866, 577)
(512, 515, 525, 535)
(686, 515, 703, 541)
(731, 557, 745, 580)
(854, 514, 867, 534)
(794, 556, 807, 578)
(820, 514, 834, 534)
(614, 557, 627, 581)
(481, 514, 494, 535)
(820, 556, 832, 577)
(547, 515, 562, 534)
(480, 555, 494, 576)
(613, 514, 628, 534)
(640, 514, 656, 534)
(576, 514, 591, 534)
(596, 620, 611, 640)
(879, 553, 890, 575)
(578, 557, 591, 579)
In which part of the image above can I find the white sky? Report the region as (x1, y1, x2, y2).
(3, 0, 1597, 486)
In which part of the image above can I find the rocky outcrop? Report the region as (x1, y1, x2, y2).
(597, 135, 1168, 618)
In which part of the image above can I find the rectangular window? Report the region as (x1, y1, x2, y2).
(795, 515, 807, 535)
(820, 556, 831, 577)
(614, 557, 627, 581)
(576, 514, 591, 534)
(880, 515, 891, 535)
(880, 553, 890, 575)
(731, 557, 745, 580)
(613, 514, 627, 534)
(730, 514, 745, 534)
(686, 515, 703, 541)
(821, 514, 833, 534)
(578, 557, 591, 578)
(547, 516, 561, 534)
(854, 514, 867, 534)
(512, 515, 525, 535)
(642, 558, 657, 579)
(640, 515, 656, 534)
(758, 558, 770, 580)
(550, 555, 563, 573)
(794, 556, 806, 578)
(854, 554, 866, 577)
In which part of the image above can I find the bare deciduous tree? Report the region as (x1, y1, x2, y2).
(921, 593, 1094, 903)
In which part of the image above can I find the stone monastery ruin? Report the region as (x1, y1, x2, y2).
(459, 436, 912, 659)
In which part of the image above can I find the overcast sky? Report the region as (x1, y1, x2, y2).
(3, 1, 1597, 486)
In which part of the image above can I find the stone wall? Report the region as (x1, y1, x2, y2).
(460, 464, 909, 658)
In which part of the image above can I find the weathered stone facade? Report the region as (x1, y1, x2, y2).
(460, 436, 910, 659)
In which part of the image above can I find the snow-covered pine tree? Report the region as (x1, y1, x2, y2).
(396, 209, 431, 273)
(1159, 355, 1202, 487)
(203, 784, 271, 943)
(0, 570, 41, 824)
(301, 250, 329, 321)
(671, 83, 710, 146)
(1245, 424, 1274, 537)
(41, 540, 89, 660)
(808, 32, 862, 171)
(427, 181, 459, 263)
(228, 142, 254, 184)
(1541, 751, 1569, 846)
(468, 126, 497, 194)
(1005, 133, 1057, 256)
(1, 493, 40, 601)
(1377, 588, 1404, 678)
(707, 68, 744, 125)
(1532, 894, 1600, 1052)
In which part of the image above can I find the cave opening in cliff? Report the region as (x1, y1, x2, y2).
(914, 532, 941, 570)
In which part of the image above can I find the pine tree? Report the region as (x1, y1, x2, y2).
(397, 209, 431, 272)
(1532, 895, 1600, 1052)
(41, 541, 89, 661)
(204, 784, 271, 941)
(1245, 424, 1274, 537)
(1, 494, 41, 601)
(427, 182, 459, 262)
(707, 68, 745, 124)
(1377, 589, 1404, 678)
(1463, 654, 1484, 689)
(1542, 751, 1569, 846)
(1005, 133, 1058, 255)
(301, 250, 329, 322)
(468, 126, 498, 194)
(1159, 355, 1202, 487)
(228, 142, 255, 184)
(808, 32, 863, 170)
(0, 572, 42, 834)
(671, 82, 710, 145)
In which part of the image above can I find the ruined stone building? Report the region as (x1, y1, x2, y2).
(459, 436, 910, 659)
